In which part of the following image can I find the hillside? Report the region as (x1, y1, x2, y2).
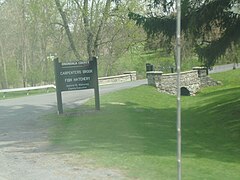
(48, 69, 240, 180)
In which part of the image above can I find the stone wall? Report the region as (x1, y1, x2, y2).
(147, 67, 220, 96)
(200, 76, 221, 87)
(98, 71, 137, 85)
(157, 70, 201, 95)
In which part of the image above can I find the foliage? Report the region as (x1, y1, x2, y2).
(47, 69, 240, 180)
(0, 0, 146, 88)
(129, 0, 240, 67)
(110, 45, 200, 78)
(217, 43, 240, 65)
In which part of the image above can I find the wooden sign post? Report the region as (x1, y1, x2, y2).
(54, 57, 100, 114)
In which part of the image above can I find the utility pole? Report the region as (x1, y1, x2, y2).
(176, 0, 182, 180)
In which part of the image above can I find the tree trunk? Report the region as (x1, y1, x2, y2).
(0, 41, 8, 89)
(21, 0, 27, 87)
(55, 0, 81, 60)
(94, 0, 111, 56)
(83, 0, 93, 59)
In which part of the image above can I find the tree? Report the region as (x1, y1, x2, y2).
(27, 0, 58, 84)
(0, 0, 146, 88)
(0, 0, 20, 88)
(129, 0, 240, 67)
(0, 0, 60, 88)
(55, 0, 81, 60)
(54, 0, 146, 76)
(54, 0, 116, 60)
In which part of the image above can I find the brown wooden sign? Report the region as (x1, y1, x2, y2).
(54, 57, 100, 114)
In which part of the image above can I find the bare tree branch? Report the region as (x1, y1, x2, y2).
(94, 0, 111, 56)
(54, 0, 81, 60)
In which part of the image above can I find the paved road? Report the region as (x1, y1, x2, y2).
(209, 63, 240, 74)
(0, 80, 146, 180)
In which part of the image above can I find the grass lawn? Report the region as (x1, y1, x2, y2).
(47, 69, 240, 180)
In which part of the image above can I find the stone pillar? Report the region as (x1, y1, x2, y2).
(146, 71, 163, 86)
(192, 67, 208, 77)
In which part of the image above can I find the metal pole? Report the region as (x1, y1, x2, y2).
(176, 0, 182, 180)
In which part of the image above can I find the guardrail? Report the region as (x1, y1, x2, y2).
(0, 71, 137, 98)
(0, 85, 56, 98)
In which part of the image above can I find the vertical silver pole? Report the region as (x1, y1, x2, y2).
(176, 0, 182, 180)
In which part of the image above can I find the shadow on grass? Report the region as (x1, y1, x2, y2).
(182, 86, 240, 163)
(49, 91, 240, 164)
(49, 102, 177, 157)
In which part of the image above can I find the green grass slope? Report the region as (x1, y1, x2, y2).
(48, 69, 240, 180)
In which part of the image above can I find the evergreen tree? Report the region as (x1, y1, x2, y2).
(129, 0, 240, 67)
